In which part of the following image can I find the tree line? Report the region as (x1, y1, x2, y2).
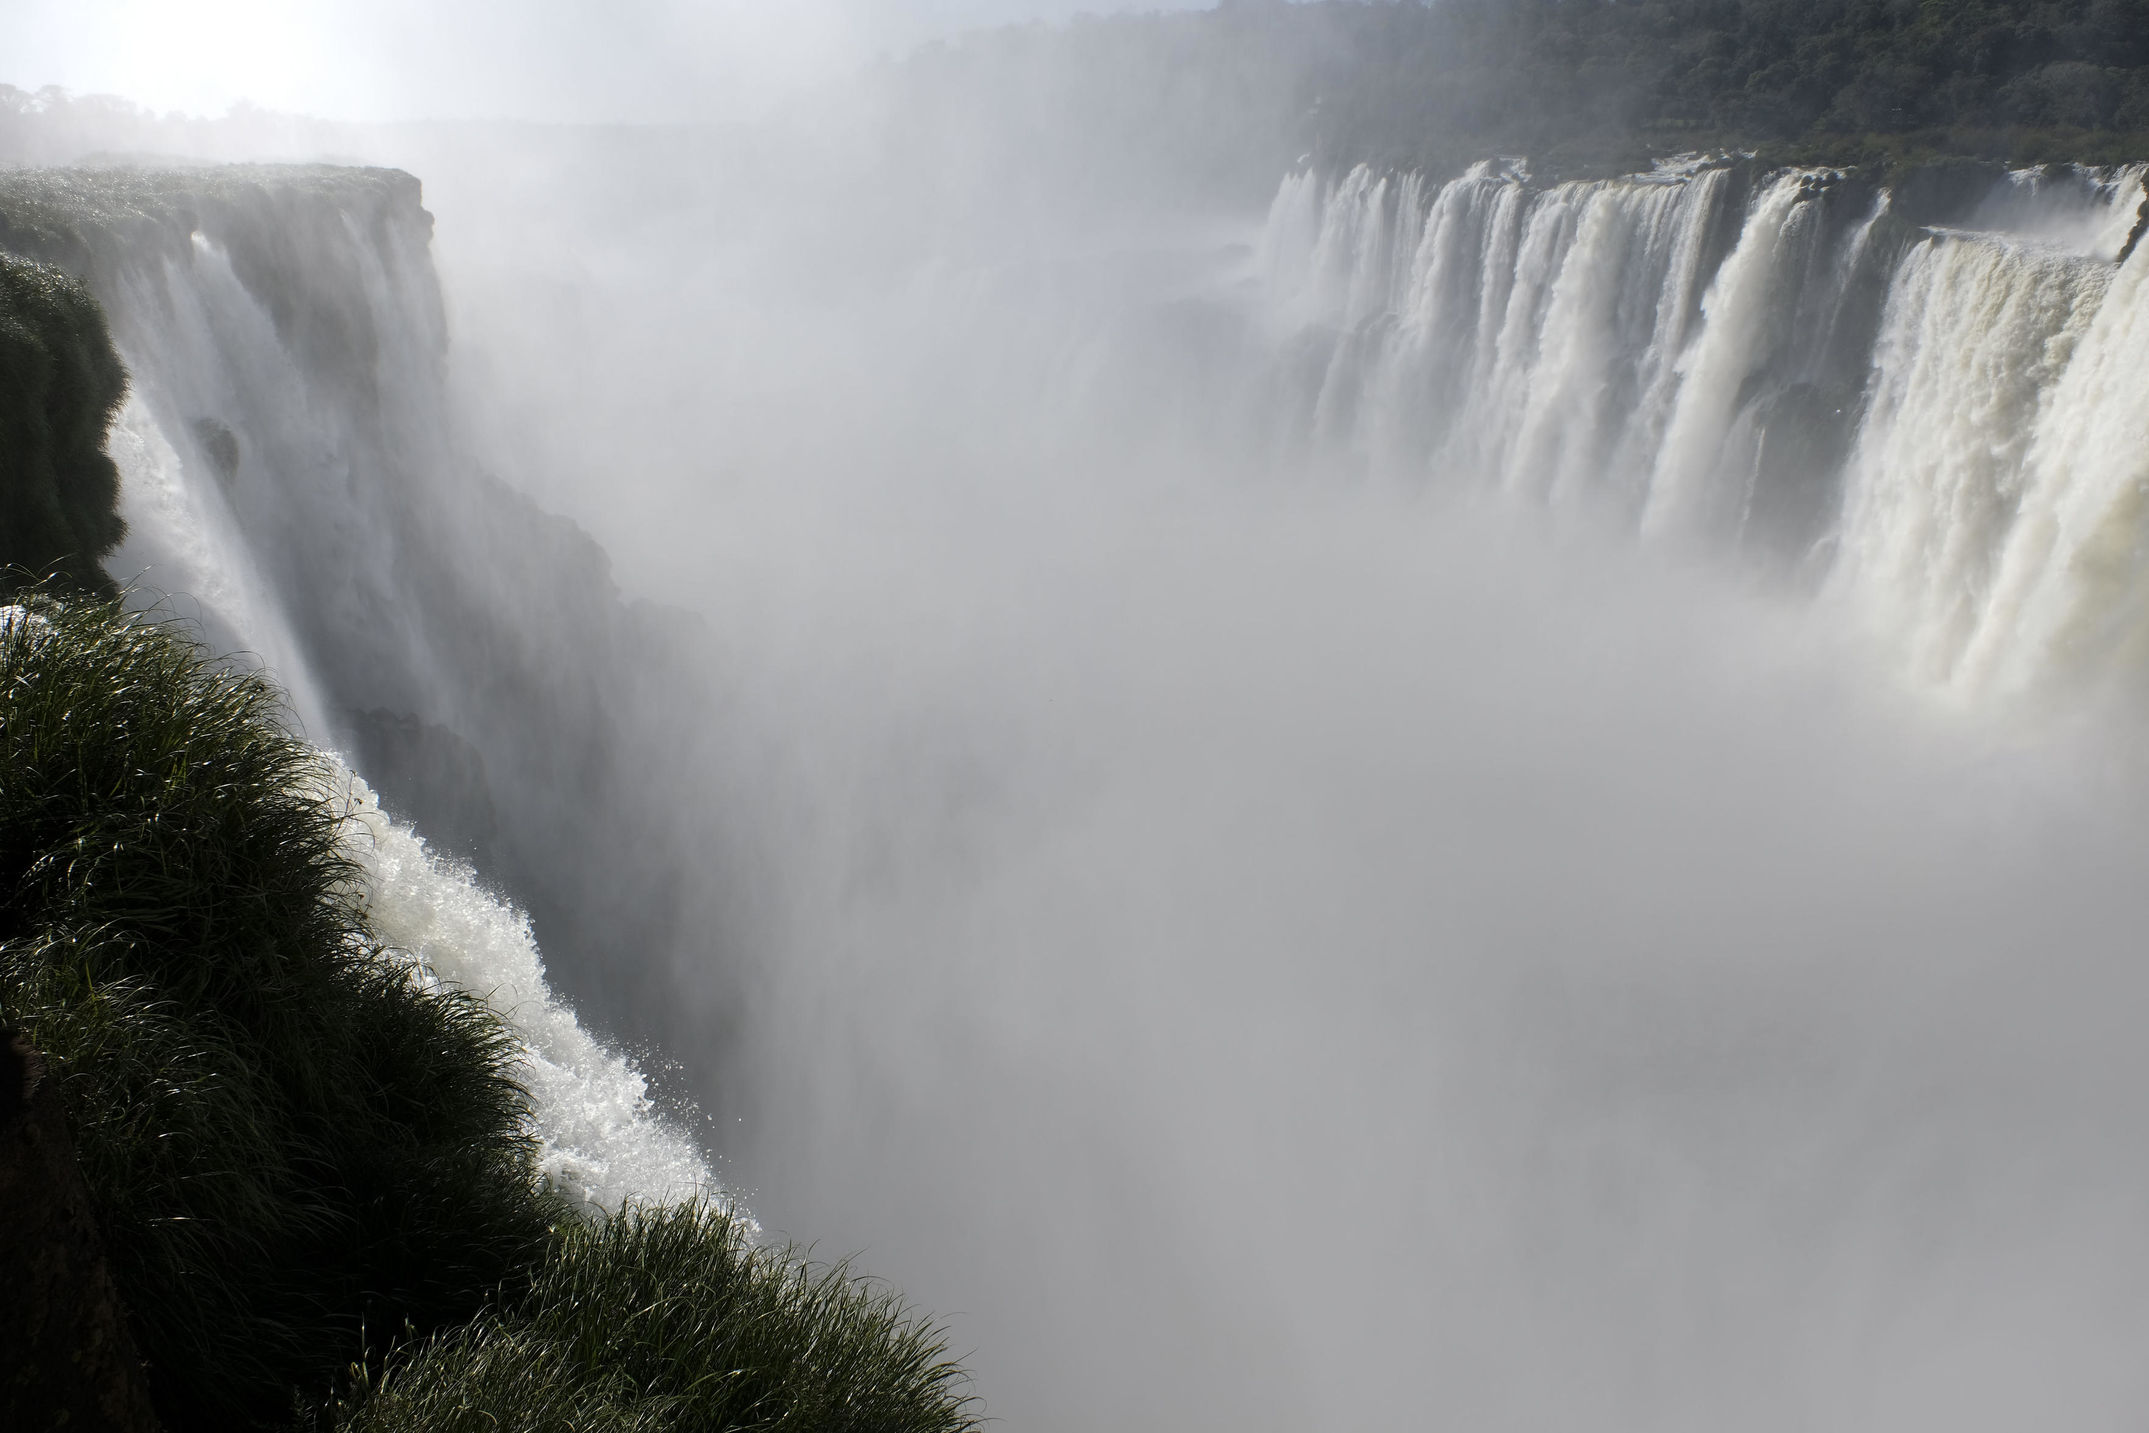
(883, 0, 2149, 200)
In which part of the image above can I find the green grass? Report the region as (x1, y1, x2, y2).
(1, 596, 981, 1432)
(336, 1202, 981, 1433)
(0, 593, 560, 1428)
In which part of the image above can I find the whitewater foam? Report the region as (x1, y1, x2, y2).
(1255, 158, 2149, 694)
(1830, 233, 2113, 688)
(335, 765, 713, 1214)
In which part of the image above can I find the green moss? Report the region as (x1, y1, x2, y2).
(0, 256, 126, 597)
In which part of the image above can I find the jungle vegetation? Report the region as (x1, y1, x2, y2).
(887, 0, 2149, 199)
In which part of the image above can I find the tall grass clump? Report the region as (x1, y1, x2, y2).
(337, 1201, 981, 1433)
(0, 595, 559, 1429)
(2, 595, 983, 1431)
(0, 255, 127, 596)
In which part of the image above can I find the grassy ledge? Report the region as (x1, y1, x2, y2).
(0, 597, 979, 1432)
(336, 1202, 981, 1433)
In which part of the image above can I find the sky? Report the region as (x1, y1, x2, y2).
(9, 0, 1219, 124)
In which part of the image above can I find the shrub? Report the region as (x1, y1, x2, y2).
(0, 256, 127, 597)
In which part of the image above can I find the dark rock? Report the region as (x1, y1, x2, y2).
(2119, 191, 2149, 267)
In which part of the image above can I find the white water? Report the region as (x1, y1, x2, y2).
(97, 213, 453, 728)
(1829, 234, 2116, 689)
(1641, 171, 1814, 538)
(1955, 234, 2149, 694)
(336, 766, 711, 1212)
(99, 376, 712, 1210)
(73, 180, 719, 1222)
(105, 389, 336, 739)
(1259, 159, 2149, 695)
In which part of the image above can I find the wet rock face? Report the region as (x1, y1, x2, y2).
(2120, 190, 2149, 266)
(0, 1031, 161, 1433)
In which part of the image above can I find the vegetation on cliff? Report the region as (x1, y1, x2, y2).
(0, 256, 126, 596)
(0, 598, 979, 1431)
(1292, 0, 2149, 174)
(0, 597, 557, 1426)
(337, 1202, 979, 1433)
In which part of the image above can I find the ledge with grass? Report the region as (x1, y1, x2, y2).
(0, 594, 980, 1433)
(0, 254, 979, 1431)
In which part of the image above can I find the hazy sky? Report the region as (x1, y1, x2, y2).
(10, 0, 1219, 124)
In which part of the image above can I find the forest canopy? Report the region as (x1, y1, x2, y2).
(887, 0, 2149, 199)
(1309, 0, 2149, 170)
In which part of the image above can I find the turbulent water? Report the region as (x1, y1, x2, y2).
(337, 766, 708, 1211)
(1256, 157, 2149, 696)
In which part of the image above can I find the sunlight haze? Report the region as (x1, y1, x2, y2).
(11, 0, 1219, 122)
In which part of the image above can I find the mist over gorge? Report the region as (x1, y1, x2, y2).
(11, 3, 2149, 1428)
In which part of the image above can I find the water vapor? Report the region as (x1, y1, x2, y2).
(694, 465, 2149, 1432)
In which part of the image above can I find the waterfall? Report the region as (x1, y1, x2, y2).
(0, 166, 722, 1214)
(339, 765, 710, 1213)
(1256, 158, 2149, 690)
(1829, 233, 2115, 688)
(1956, 235, 2149, 693)
(104, 388, 336, 738)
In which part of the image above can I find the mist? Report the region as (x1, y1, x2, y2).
(455, 121, 2149, 1425)
(679, 422, 2149, 1431)
(8, 0, 1218, 122)
(11, 4, 2149, 1428)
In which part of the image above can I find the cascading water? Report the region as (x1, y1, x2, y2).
(102, 386, 336, 737)
(337, 765, 709, 1211)
(1829, 230, 2118, 689)
(1964, 239, 2149, 693)
(0, 167, 732, 1054)
(1827, 219, 2149, 699)
(0, 166, 724, 1217)
(1256, 157, 2149, 693)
